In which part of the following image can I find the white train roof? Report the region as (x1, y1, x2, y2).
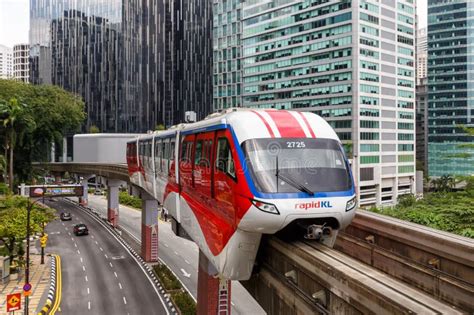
(136, 109, 340, 144)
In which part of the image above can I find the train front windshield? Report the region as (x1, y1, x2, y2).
(243, 138, 352, 194)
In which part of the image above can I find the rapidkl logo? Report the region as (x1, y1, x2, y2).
(295, 201, 333, 210)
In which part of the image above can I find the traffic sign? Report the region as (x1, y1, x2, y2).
(6, 293, 21, 312)
(23, 290, 32, 297)
(23, 283, 32, 291)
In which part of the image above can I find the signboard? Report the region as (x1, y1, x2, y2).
(6, 293, 21, 312)
(29, 185, 84, 198)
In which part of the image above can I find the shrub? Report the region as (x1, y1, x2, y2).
(153, 263, 181, 290)
(118, 191, 142, 209)
(171, 290, 196, 315)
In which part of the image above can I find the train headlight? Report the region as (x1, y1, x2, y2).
(346, 196, 357, 212)
(251, 199, 280, 215)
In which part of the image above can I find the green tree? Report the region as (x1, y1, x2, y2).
(0, 98, 36, 190)
(155, 124, 166, 131)
(0, 79, 85, 184)
(89, 125, 100, 133)
(0, 196, 55, 263)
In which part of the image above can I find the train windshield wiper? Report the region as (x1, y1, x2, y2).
(275, 156, 314, 196)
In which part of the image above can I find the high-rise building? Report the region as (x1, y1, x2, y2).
(239, 0, 416, 207)
(0, 44, 13, 79)
(30, 0, 212, 133)
(416, 77, 428, 173)
(213, 0, 243, 111)
(416, 28, 427, 85)
(13, 44, 30, 83)
(427, 0, 474, 177)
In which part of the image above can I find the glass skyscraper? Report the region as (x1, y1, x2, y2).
(30, 0, 213, 133)
(427, 0, 474, 176)
(238, 0, 416, 207)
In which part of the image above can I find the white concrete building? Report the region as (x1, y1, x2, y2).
(0, 44, 13, 79)
(13, 44, 30, 83)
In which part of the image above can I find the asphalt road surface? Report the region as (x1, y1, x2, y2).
(85, 194, 265, 315)
(45, 199, 168, 315)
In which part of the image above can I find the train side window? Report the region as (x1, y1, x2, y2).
(155, 139, 162, 172)
(162, 139, 170, 175)
(180, 141, 187, 162)
(169, 139, 175, 172)
(195, 141, 203, 165)
(216, 138, 235, 179)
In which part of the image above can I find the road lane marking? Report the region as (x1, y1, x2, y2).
(180, 268, 191, 278)
(174, 251, 179, 256)
(109, 262, 113, 268)
(91, 235, 94, 239)
(74, 243, 78, 248)
(123, 296, 127, 305)
(87, 287, 90, 294)
(68, 232, 71, 236)
(95, 241, 98, 245)
(80, 257, 83, 263)
(164, 243, 169, 248)
(185, 260, 190, 265)
(100, 247, 103, 251)
(77, 250, 81, 254)
(82, 265, 86, 271)
(71, 237, 74, 241)
(85, 276, 88, 282)
(88, 301, 91, 310)
(104, 254, 108, 259)
(114, 272, 118, 278)
(119, 282, 123, 290)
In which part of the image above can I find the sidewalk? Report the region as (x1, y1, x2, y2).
(0, 254, 51, 315)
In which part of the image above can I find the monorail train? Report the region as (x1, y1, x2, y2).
(126, 109, 356, 280)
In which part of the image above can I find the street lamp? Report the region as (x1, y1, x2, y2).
(25, 188, 44, 315)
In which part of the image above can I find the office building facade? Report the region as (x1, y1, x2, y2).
(240, 0, 416, 206)
(30, 0, 212, 133)
(427, 0, 474, 177)
(0, 44, 13, 79)
(213, 0, 244, 111)
(416, 28, 427, 85)
(416, 77, 428, 173)
(13, 44, 30, 83)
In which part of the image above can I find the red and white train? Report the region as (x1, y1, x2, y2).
(126, 109, 356, 280)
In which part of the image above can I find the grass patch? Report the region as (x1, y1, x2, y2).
(367, 189, 474, 238)
(171, 290, 196, 315)
(153, 263, 196, 314)
(119, 191, 142, 209)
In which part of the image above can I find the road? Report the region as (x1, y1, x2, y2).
(44, 199, 168, 315)
(86, 194, 265, 315)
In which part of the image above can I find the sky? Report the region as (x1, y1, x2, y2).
(0, 0, 428, 49)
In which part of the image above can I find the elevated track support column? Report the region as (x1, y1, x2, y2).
(141, 194, 159, 262)
(79, 175, 93, 206)
(197, 250, 231, 315)
(107, 179, 121, 227)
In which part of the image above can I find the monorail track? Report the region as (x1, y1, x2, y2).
(244, 210, 474, 314)
(337, 210, 474, 311)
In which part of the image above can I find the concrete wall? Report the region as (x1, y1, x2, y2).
(73, 134, 144, 163)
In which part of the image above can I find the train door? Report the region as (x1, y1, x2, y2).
(194, 132, 214, 202)
(213, 130, 237, 226)
(179, 134, 195, 193)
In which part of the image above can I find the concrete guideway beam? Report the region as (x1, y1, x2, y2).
(107, 179, 122, 227)
(197, 250, 231, 315)
(141, 193, 159, 262)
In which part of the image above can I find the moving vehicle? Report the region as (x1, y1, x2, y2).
(73, 224, 89, 236)
(126, 108, 356, 280)
(60, 212, 72, 221)
(94, 189, 104, 195)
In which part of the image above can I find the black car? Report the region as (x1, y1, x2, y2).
(73, 224, 89, 236)
(60, 212, 72, 221)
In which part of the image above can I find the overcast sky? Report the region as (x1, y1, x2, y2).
(0, 0, 428, 48)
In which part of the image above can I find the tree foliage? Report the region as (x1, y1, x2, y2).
(369, 177, 474, 238)
(0, 79, 85, 185)
(0, 196, 55, 263)
(89, 125, 100, 133)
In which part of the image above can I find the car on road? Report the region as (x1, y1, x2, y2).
(94, 189, 104, 195)
(73, 223, 89, 236)
(60, 212, 72, 221)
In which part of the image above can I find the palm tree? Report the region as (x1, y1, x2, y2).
(0, 98, 35, 191)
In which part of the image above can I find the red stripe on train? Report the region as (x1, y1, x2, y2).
(298, 112, 316, 138)
(265, 110, 306, 138)
(251, 110, 275, 138)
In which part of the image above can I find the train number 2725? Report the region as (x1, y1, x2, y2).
(286, 141, 306, 148)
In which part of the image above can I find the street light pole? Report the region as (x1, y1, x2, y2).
(24, 200, 32, 315)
